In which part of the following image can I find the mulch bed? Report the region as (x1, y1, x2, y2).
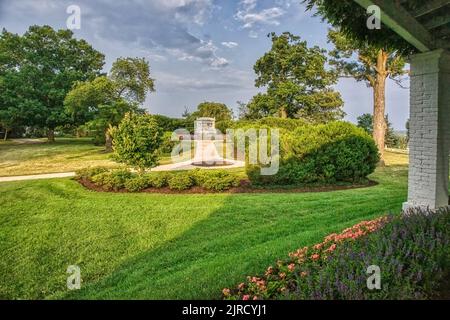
(76, 177, 378, 195)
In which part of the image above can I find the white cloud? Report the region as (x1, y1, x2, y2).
(221, 41, 239, 48)
(248, 30, 259, 38)
(235, 0, 286, 29)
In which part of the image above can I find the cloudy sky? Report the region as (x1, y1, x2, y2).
(0, 0, 409, 130)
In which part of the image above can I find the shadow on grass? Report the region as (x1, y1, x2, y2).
(65, 175, 407, 300)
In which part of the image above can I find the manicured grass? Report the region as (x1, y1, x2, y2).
(0, 163, 408, 299)
(0, 138, 117, 177)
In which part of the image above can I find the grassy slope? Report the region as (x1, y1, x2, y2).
(0, 138, 117, 177)
(0, 160, 408, 299)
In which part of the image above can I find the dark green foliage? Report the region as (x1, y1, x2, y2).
(110, 113, 163, 171)
(303, 0, 417, 56)
(168, 173, 194, 191)
(188, 102, 233, 123)
(190, 169, 241, 191)
(153, 115, 192, 132)
(124, 175, 152, 192)
(243, 32, 344, 122)
(357, 113, 400, 148)
(159, 131, 177, 154)
(79, 167, 242, 192)
(147, 172, 170, 188)
(233, 117, 307, 131)
(247, 121, 379, 185)
(91, 169, 134, 191)
(0, 26, 105, 140)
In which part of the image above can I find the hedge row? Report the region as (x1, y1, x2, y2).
(223, 208, 450, 300)
(246, 121, 379, 185)
(76, 167, 241, 192)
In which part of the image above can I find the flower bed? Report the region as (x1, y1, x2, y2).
(223, 208, 450, 300)
(75, 167, 377, 194)
(75, 167, 242, 192)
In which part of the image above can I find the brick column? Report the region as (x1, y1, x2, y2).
(403, 49, 450, 211)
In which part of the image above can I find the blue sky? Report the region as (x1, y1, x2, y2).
(0, 0, 409, 130)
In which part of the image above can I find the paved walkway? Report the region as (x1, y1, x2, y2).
(0, 172, 76, 182)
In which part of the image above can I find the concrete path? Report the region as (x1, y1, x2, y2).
(0, 172, 76, 182)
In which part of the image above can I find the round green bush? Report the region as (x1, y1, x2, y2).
(191, 169, 240, 191)
(91, 169, 134, 191)
(148, 173, 170, 188)
(110, 113, 164, 172)
(247, 121, 379, 185)
(124, 175, 152, 192)
(168, 173, 194, 191)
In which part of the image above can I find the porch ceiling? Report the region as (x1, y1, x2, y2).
(353, 0, 450, 52)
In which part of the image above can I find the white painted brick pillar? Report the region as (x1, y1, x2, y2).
(403, 49, 450, 211)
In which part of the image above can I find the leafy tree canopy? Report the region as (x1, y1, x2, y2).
(0, 25, 105, 140)
(189, 102, 233, 122)
(243, 32, 344, 122)
(328, 29, 407, 88)
(303, 0, 417, 56)
(110, 57, 155, 105)
(110, 113, 163, 172)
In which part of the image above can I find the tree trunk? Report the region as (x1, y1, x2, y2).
(3, 129, 9, 141)
(373, 50, 388, 166)
(280, 106, 288, 119)
(47, 129, 55, 142)
(105, 130, 113, 153)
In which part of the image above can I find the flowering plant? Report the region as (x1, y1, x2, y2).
(223, 216, 389, 300)
(223, 209, 450, 300)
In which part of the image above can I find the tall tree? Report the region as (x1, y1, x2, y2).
(247, 32, 344, 122)
(65, 57, 154, 151)
(189, 102, 233, 122)
(110, 57, 155, 104)
(357, 113, 399, 148)
(327, 29, 407, 163)
(0, 25, 105, 141)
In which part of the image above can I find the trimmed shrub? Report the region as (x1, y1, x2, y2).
(110, 112, 164, 172)
(191, 169, 240, 191)
(124, 175, 152, 192)
(91, 169, 134, 191)
(168, 173, 194, 191)
(147, 172, 169, 188)
(247, 121, 379, 185)
(79, 167, 243, 192)
(159, 131, 177, 154)
(223, 208, 450, 300)
(75, 167, 110, 180)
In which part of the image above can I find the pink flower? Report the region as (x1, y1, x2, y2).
(243, 295, 250, 301)
(288, 263, 296, 272)
(311, 254, 320, 261)
(238, 283, 245, 290)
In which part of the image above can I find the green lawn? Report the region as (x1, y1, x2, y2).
(0, 164, 408, 299)
(0, 138, 117, 177)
